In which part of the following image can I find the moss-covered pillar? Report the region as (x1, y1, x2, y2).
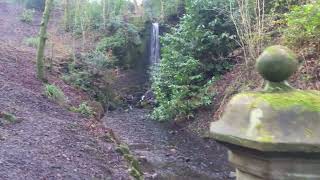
(210, 45, 320, 180)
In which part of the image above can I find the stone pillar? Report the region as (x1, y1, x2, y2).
(210, 45, 320, 180)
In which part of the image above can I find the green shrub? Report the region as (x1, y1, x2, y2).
(63, 54, 117, 106)
(151, 0, 236, 121)
(96, 21, 142, 67)
(23, 36, 39, 47)
(64, 69, 116, 106)
(20, 8, 34, 23)
(70, 102, 94, 117)
(44, 84, 65, 104)
(96, 32, 126, 63)
(266, 0, 303, 14)
(152, 62, 217, 121)
(284, 1, 320, 45)
(84, 51, 117, 69)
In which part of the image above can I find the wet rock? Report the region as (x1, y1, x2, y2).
(144, 172, 158, 179)
(140, 89, 156, 108)
(229, 171, 236, 178)
(170, 148, 177, 154)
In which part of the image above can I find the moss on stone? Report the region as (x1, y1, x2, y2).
(116, 144, 143, 180)
(264, 81, 294, 92)
(264, 45, 296, 60)
(256, 128, 274, 143)
(237, 90, 320, 112)
(256, 45, 298, 82)
(116, 144, 130, 155)
(129, 167, 143, 180)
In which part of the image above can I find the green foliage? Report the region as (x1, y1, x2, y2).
(95, 36, 125, 66)
(96, 20, 142, 67)
(63, 1, 103, 33)
(96, 32, 126, 63)
(70, 102, 94, 117)
(143, 0, 184, 20)
(44, 84, 65, 104)
(152, 63, 217, 121)
(115, 143, 143, 180)
(151, 0, 236, 121)
(23, 36, 39, 48)
(63, 52, 116, 106)
(86, 51, 118, 69)
(20, 8, 34, 23)
(266, 0, 301, 14)
(284, 1, 320, 45)
(77, 1, 104, 30)
(64, 0, 134, 32)
(0, 112, 17, 124)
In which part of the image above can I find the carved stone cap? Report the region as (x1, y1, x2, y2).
(256, 45, 298, 83)
(210, 46, 320, 152)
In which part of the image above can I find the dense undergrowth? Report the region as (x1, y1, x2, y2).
(151, 0, 236, 121)
(284, 1, 320, 46)
(152, 0, 320, 121)
(15, 0, 150, 112)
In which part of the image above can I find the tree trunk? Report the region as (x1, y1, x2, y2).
(63, 0, 71, 31)
(36, 0, 54, 81)
(102, 0, 107, 29)
(133, 0, 139, 14)
(160, 0, 164, 20)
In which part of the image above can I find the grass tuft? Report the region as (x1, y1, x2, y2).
(44, 84, 65, 104)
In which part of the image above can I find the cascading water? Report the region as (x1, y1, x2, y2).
(140, 23, 160, 103)
(150, 23, 160, 65)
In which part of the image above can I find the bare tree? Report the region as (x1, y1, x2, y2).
(229, 0, 266, 67)
(36, 0, 54, 81)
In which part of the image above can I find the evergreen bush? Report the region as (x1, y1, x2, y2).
(151, 0, 236, 121)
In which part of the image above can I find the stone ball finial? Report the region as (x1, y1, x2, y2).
(256, 45, 298, 82)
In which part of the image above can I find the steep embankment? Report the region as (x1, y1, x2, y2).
(0, 2, 130, 179)
(189, 40, 320, 136)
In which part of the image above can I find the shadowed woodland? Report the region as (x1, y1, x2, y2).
(0, 0, 319, 179)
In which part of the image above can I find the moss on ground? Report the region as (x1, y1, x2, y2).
(107, 132, 144, 180)
(238, 90, 320, 112)
(0, 112, 17, 124)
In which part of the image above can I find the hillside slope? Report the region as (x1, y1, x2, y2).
(0, 2, 130, 179)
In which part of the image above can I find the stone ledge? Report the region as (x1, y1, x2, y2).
(210, 91, 320, 152)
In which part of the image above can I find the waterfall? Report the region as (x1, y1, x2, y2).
(150, 23, 160, 65)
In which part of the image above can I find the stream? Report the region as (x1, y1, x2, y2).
(103, 109, 234, 180)
(102, 21, 234, 180)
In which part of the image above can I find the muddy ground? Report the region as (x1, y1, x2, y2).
(104, 109, 234, 180)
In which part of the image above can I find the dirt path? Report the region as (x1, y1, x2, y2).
(0, 80, 129, 179)
(104, 109, 234, 180)
(0, 2, 130, 179)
